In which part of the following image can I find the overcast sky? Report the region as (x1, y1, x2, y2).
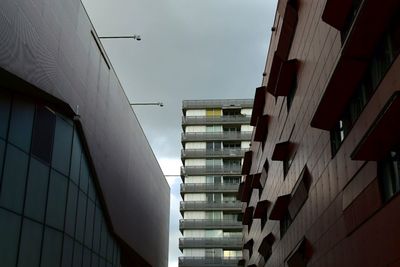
(81, 0, 277, 266)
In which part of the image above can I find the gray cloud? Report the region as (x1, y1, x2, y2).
(82, 0, 277, 265)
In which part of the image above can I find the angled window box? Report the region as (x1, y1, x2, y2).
(240, 175, 254, 203)
(254, 200, 270, 219)
(242, 151, 253, 175)
(276, 0, 299, 60)
(267, 58, 298, 97)
(251, 173, 263, 189)
(269, 194, 291, 220)
(243, 239, 254, 258)
(352, 92, 400, 161)
(254, 115, 270, 142)
(236, 182, 245, 200)
(242, 206, 254, 226)
(288, 166, 312, 218)
(271, 141, 294, 161)
(286, 238, 313, 267)
(258, 233, 275, 261)
(322, 0, 356, 31)
(250, 86, 267, 126)
(237, 259, 245, 266)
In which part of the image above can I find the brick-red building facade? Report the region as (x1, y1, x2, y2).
(238, 0, 400, 266)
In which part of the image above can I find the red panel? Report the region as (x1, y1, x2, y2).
(251, 173, 263, 189)
(268, 59, 298, 97)
(352, 92, 400, 161)
(254, 200, 270, 219)
(276, 3, 298, 60)
(241, 175, 254, 203)
(243, 239, 254, 250)
(242, 151, 253, 175)
(254, 115, 270, 142)
(236, 182, 244, 200)
(269, 194, 291, 220)
(258, 233, 275, 256)
(321, 0, 353, 30)
(250, 86, 267, 126)
(267, 53, 283, 96)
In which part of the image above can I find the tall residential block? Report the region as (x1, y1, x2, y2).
(238, 0, 400, 267)
(179, 99, 253, 267)
(0, 0, 170, 266)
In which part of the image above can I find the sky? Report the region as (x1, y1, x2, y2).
(81, 0, 277, 266)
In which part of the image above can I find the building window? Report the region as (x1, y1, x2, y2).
(280, 211, 292, 238)
(379, 149, 400, 202)
(286, 76, 298, 111)
(330, 12, 400, 156)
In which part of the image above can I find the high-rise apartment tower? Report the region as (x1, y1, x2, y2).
(179, 99, 253, 267)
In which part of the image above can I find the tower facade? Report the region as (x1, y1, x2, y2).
(179, 99, 253, 267)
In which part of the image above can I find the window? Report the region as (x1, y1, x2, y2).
(18, 219, 43, 267)
(206, 142, 222, 150)
(223, 159, 241, 168)
(223, 176, 240, 184)
(8, 96, 34, 152)
(61, 235, 74, 267)
(0, 90, 11, 139)
(0, 144, 29, 213)
(52, 116, 73, 175)
(280, 211, 292, 238)
(286, 75, 298, 111)
(41, 227, 63, 267)
(223, 109, 241, 116)
(46, 170, 68, 230)
(0, 208, 21, 266)
(223, 142, 241, 149)
(65, 181, 78, 236)
(24, 158, 49, 221)
(331, 12, 400, 156)
(379, 149, 400, 202)
(31, 105, 56, 163)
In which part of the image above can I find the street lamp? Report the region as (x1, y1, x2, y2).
(98, 35, 142, 41)
(130, 102, 164, 107)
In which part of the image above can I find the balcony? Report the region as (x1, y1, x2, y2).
(178, 257, 242, 267)
(180, 183, 240, 196)
(179, 219, 242, 232)
(182, 115, 251, 126)
(182, 99, 253, 110)
(180, 165, 242, 176)
(181, 148, 247, 159)
(181, 131, 252, 142)
(180, 201, 242, 213)
(179, 237, 242, 250)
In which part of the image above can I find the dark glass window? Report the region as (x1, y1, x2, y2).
(31, 106, 56, 163)
(17, 219, 43, 267)
(73, 242, 83, 267)
(91, 253, 99, 267)
(46, 170, 68, 230)
(107, 235, 114, 262)
(88, 178, 96, 201)
(83, 247, 92, 266)
(379, 149, 400, 202)
(41, 227, 63, 266)
(8, 96, 34, 152)
(0, 144, 29, 213)
(0, 90, 11, 139)
(24, 158, 49, 221)
(70, 130, 82, 185)
(61, 235, 74, 267)
(52, 116, 73, 175)
(85, 199, 95, 248)
(0, 208, 21, 267)
(280, 211, 292, 238)
(75, 190, 88, 243)
(65, 181, 78, 236)
(100, 219, 108, 257)
(340, 0, 363, 44)
(286, 76, 297, 111)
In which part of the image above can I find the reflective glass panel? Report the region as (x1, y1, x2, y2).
(0, 139, 5, 174)
(31, 106, 56, 163)
(85, 199, 95, 248)
(46, 170, 68, 230)
(17, 219, 43, 267)
(0, 144, 29, 213)
(61, 235, 74, 267)
(41, 227, 63, 267)
(8, 96, 34, 152)
(75, 190, 87, 243)
(73, 242, 83, 266)
(65, 181, 78, 236)
(52, 116, 73, 175)
(0, 208, 21, 267)
(24, 158, 49, 221)
(70, 130, 82, 184)
(0, 90, 11, 139)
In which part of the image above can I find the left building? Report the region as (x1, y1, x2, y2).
(0, 1, 170, 267)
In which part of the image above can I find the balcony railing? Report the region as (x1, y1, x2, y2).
(179, 219, 242, 232)
(180, 201, 242, 212)
(180, 166, 242, 176)
(180, 183, 240, 194)
(179, 237, 242, 250)
(181, 132, 252, 142)
(178, 256, 242, 267)
(182, 115, 251, 125)
(181, 148, 247, 158)
(182, 99, 253, 109)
